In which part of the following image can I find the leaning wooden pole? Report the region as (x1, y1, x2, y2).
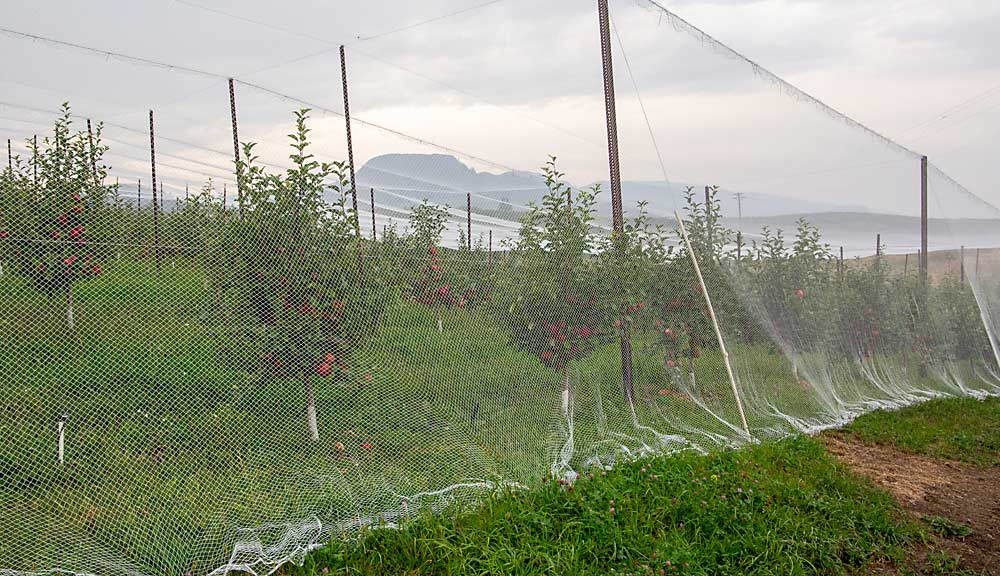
(676, 211, 751, 437)
(149, 110, 161, 273)
(597, 0, 635, 406)
(228, 78, 244, 220)
(340, 46, 361, 238)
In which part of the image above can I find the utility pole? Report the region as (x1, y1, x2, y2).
(597, 0, 634, 406)
(733, 191, 745, 220)
(467, 192, 472, 251)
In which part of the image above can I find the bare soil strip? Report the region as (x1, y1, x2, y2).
(824, 435, 1000, 574)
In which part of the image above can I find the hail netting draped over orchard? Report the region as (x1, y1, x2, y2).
(1, 0, 999, 575)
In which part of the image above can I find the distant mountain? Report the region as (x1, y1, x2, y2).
(354, 153, 867, 219)
(602, 181, 869, 220)
(726, 212, 1000, 256)
(355, 153, 547, 212)
(351, 154, 1000, 256)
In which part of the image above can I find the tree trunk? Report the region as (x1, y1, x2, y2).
(560, 367, 570, 417)
(436, 310, 443, 334)
(66, 286, 75, 330)
(619, 333, 635, 404)
(304, 376, 319, 441)
(57, 418, 65, 464)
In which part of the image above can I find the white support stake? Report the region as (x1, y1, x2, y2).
(57, 413, 67, 464)
(674, 212, 751, 438)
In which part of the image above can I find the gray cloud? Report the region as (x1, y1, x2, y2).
(0, 0, 996, 214)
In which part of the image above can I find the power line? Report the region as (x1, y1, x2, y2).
(634, 0, 999, 212)
(897, 81, 1000, 138)
(171, 1, 600, 150)
(350, 0, 505, 43)
(635, 0, 919, 160)
(0, 27, 223, 80)
(0, 100, 286, 172)
(609, 14, 673, 210)
(0, 26, 542, 180)
(234, 78, 536, 176)
(909, 99, 1000, 146)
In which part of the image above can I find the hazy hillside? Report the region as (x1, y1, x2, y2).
(354, 153, 867, 218)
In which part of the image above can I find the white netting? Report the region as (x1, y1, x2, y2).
(0, 1, 998, 575)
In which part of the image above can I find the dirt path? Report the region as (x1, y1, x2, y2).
(823, 435, 1000, 575)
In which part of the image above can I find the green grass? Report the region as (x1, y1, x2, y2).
(286, 436, 920, 576)
(2, 256, 995, 575)
(839, 396, 1000, 467)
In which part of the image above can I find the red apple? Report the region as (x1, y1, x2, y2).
(317, 362, 333, 377)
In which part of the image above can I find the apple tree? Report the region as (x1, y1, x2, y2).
(501, 158, 607, 415)
(208, 109, 388, 441)
(1, 104, 112, 329)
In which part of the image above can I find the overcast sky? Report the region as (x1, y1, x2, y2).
(0, 0, 997, 216)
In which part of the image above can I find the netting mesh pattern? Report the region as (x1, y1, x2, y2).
(1, 114, 997, 575)
(2, 2, 1000, 575)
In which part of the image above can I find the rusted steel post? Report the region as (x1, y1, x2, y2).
(597, 0, 634, 406)
(228, 78, 244, 219)
(86, 119, 99, 188)
(149, 110, 161, 272)
(340, 46, 361, 237)
(920, 156, 929, 285)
